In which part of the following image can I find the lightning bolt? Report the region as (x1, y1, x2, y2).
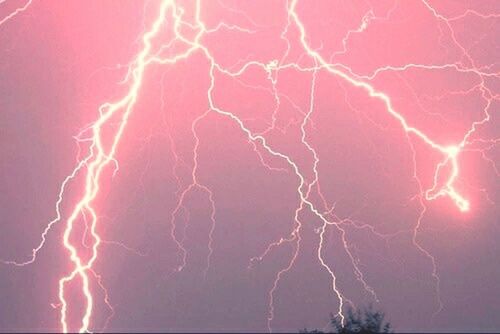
(0, 0, 32, 26)
(2, 0, 498, 332)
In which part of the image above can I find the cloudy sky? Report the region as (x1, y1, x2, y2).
(1, 0, 499, 332)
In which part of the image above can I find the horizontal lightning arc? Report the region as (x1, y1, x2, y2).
(288, 0, 470, 212)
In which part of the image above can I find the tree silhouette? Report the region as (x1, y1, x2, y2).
(300, 305, 392, 333)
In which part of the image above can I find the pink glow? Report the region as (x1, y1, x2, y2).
(0, 0, 499, 332)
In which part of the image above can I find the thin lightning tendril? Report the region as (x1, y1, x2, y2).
(0, 0, 32, 26)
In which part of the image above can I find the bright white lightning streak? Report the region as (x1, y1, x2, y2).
(56, 3, 174, 332)
(0, 0, 32, 26)
(3, 0, 499, 332)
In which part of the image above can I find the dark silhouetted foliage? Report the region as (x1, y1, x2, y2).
(300, 305, 392, 334)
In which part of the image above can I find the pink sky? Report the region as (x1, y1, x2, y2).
(1, 0, 499, 332)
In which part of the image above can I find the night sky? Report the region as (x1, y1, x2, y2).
(1, 0, 499, 332)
